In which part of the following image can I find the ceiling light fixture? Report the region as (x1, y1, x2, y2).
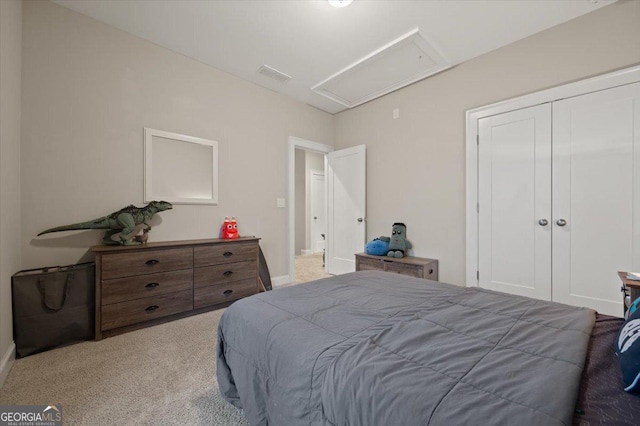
(328, 0, 353, 8)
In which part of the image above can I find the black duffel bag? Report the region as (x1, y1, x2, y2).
(12, 262, 95, 358)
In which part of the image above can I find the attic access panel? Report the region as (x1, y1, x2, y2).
(312, 29, 450, 109)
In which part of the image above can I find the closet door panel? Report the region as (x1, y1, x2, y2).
(552, 82, 640, 315)
(478, 104, 552, 300)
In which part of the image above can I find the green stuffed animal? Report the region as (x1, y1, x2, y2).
(387, 222, 412, 258)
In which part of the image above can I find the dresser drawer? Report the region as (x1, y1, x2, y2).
(102, 269, 193, 305)
(101, 289, 193, 331)
(194, 260, 257, 289)
(101, 247, 193, 280)
(194, 278, 257, 309)
(194, 243, 257, 267)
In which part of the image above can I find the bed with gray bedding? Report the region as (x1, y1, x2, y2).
(217, 271, 596, 425)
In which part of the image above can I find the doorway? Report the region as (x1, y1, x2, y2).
(294, 151, 327, 283)
(288, 137, 367, 284)
(288, 137, 333, 283)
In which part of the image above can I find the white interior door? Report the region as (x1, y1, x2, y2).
(552, 82, 640, 316)
(478, 103, 552, 300)
(310, 171, 325, 253)
(326, 145, 366, 275)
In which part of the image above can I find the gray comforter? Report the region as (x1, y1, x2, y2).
(217, 271, 595, 426)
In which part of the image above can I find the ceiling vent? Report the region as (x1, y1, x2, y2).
(312, 29, 450, 109)
(257, 65, 292, 83)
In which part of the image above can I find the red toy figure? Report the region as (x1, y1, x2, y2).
(222, 216, 239, 239)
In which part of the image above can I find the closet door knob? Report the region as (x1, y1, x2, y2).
(538, 219, 548, 226)
(556, 219, 567, 227)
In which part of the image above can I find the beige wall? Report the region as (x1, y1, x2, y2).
(21, 1, 334, 277)
(335, 0, 640, 286)
(15, 0, 640, 291)
(0, 0, 22, 380)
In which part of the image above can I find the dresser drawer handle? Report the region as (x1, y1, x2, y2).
(223, 289, 233, 296)
(145, 259, 160, 265)
(223, 271, 233, 277)
(223, 251, 234, 258)
(145, 305, 159, 313)
(145, 282, 160, 289)
(429, 269, 434, 274)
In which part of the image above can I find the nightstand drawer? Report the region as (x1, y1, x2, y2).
(386, 261, 422, 278)
(102, 269, 193, 305)
(101, 289, 193, 331)
(356, 257, 386, 272)
(194, 243, 257, 267)
(101, 248, 193, 280)
(194, 260, 257, 289)
(194, 278, 258, 309)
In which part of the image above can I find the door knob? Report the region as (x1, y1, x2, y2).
(357, 217, 365, 222)
(314, 216, 317, 220)
(538, 219, 548, 226)
(556, 219, 567, 227)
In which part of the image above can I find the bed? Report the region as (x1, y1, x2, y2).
(574, 314, 640, 425)
(217, 271, 639, 425)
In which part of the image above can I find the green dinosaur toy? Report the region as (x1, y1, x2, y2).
(37, 201, 173, 245)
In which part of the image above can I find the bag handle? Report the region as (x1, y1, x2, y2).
(13, 262, 94, 277)
(37, 271, 73, 311)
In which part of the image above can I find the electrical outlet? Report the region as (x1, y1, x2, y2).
(277, 198, 286, 208)
(393, 108, 400, 119)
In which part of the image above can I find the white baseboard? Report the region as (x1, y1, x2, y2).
(271, 275, 292, 288)
(0, 342, 15, 388)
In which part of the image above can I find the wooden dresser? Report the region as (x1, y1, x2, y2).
(92, 237, 260, 339)
(355, 252, 439, 281)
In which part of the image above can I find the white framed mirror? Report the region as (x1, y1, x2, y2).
(144, 128, 218, 205)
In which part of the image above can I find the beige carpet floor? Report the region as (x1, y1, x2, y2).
(294, 253, 332, 284)
(0, 309, 249, 426)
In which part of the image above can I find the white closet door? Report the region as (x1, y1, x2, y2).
(552, 82, 640, 316)
(478, 104, 552, 299)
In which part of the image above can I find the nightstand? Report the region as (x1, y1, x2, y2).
(355, 253, 438, 281)
(618, 271, 640, 316)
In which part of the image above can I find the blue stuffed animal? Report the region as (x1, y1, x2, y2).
(365, 237, 389, 256)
